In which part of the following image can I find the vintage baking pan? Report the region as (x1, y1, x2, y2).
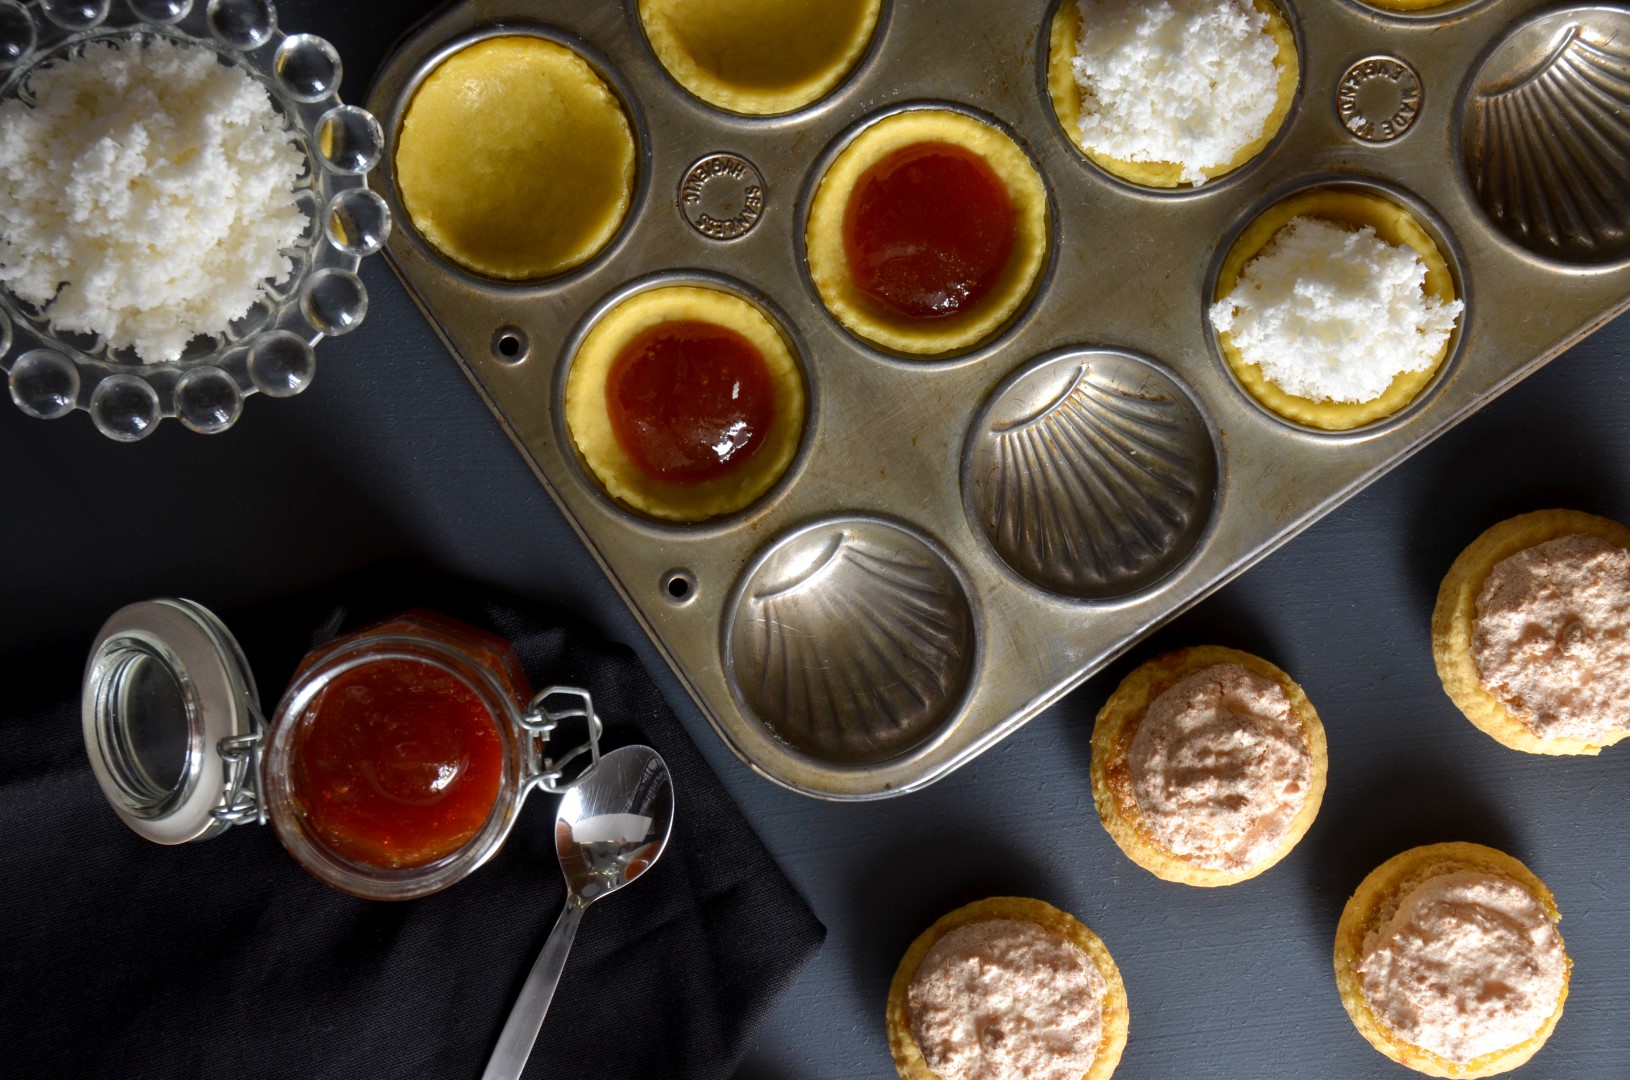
(367, 0, 1630, 798)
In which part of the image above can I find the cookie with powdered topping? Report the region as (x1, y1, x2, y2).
(886, 897, 1127, 1080)
(1091, 645, 1327, 886)
(1334, 842, 1570, 1078)
(1432, 509, 1630, 755)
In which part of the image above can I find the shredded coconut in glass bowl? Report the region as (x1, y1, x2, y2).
(0, 1, 386, 439)
(0, 36, 308, 363)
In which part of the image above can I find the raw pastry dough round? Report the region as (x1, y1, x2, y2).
(638, 0, 881, 115)
(1046, 0, 1298, 189)
(1090, 645, 1327, 886)
(886, 897, 1128, 1080)
(806, 109, 1049, 357)
(1431, 508, 1630, 755)
(395, 36, 637, 281)
(1211, 188, 1459, 430)
(1333, 842, 1570, 1078)
(565, 285, 805, 522)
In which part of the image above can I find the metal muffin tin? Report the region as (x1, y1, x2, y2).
(369, 0, 1630, 798)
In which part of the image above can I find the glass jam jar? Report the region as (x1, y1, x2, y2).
(82, 599, 602, 900)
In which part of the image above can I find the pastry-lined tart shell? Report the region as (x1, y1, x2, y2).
(1431, 509, 1630, 755)
(1046, 0, 1298, 189)
(395, 36, 637, 281)
(1090, 645, 1327, 886)
(806, 109, 1049, 357)
(885, 896, 1128, 1080)
(637, 0, 882, 115)
(1333, 842, 1570, 1078)
(1212, 189, 1459, 430)
(564, 285, 805, 522)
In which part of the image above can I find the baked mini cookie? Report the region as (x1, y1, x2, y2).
(1210, 188, 1462, 430)
(395, 36, 636, 281)
(806, 109, 1049, 356)
(1090, 646, 1327, 886)
(1047, 0, 1298, 188)
(887, 897, 1128, 1080)
(564, 285, 805, 521)
(1431, 509, 1630, 755)
(1334, 842, 1570, 1078)
(638, 0, 881, 115)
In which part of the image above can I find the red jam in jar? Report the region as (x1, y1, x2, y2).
(606, 319, 776, 485)
(286, 614, 527, 870)
(842, 141, 1015, 320)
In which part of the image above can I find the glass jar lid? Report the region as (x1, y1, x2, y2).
(81, 599, 263, 845)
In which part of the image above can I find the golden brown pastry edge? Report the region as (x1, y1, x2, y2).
(885, 896, 1128, 1080)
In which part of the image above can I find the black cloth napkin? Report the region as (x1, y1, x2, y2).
(0, 565, 824, 1079)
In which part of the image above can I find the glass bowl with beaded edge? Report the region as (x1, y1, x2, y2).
(0, 0, 390, 440)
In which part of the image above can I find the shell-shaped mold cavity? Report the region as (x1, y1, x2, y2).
(1462, 6, 1630, 264)
(965, 350, 1218, 599)
(726, 519, 977, 765)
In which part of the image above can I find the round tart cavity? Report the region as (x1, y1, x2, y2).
(1334, 842, 1570, 1078)
(395, 36, 637, 281)
(1363, 0, 1457, 10)
(1047, 0, 1298, 189)
(638, 0, 881, 115)
(565, 285, 805, 522)
(886, 897, 1128, 1080)
(1432, 509, 1630, 755)
(1210, 188, 1461, 430)
(806, 109, 1049, 356)
(1090, 646, 1326, 886)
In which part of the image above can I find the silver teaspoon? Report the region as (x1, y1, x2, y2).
(480, 744, 675, 1080)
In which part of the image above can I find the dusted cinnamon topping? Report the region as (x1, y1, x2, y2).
(1357, 871, 1566, 1064)
(906, 919, 1105, 1080)
(1474, 534, 1630, 743)
(1128, 663, 1310, 870)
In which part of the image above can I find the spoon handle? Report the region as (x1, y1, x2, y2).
(480, 896, 587, 1080)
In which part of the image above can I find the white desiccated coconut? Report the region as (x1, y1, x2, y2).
(1072, 0, 1280, 186)
(0, 37, 307, 363)
(1209, 217, 1464, 404)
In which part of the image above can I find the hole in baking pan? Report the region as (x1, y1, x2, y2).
(492, 326, 528, 364)
(1205, 178, 1468, 437)
(1042, 0, 1301, 193)
(662, 569, 696, 605)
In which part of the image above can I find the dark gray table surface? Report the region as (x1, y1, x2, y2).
(4, 2, 1628, 1077)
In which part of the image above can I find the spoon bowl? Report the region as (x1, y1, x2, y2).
(555, 746, 673, 902)
(481, 745, 674, 1080)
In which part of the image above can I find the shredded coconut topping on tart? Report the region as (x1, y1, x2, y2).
(907, 919, 1105, 1080)
(1357, 871, 1565, 1064)
(1474, 534, 1630, 743)
(1128, 663, 1310, 870)
(1070, 0, 1280, 185)
(1209, 216, 1462, 404)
